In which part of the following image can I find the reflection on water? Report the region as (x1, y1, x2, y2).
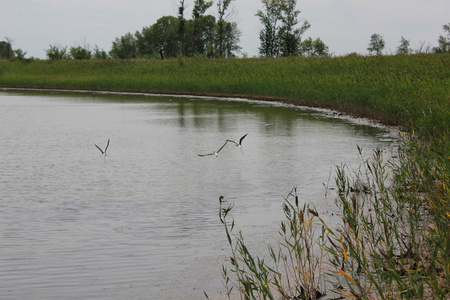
(0, 90, 397, 299)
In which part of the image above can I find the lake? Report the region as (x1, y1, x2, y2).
(0, 89, 397, 299)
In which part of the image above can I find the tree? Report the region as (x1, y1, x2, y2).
(136, 16, 180, 58)
(433, 22, 450, 53)
(13, 48, 27, 60)
(92, 45, 108, 59)
(217, 0, 234, 57)
(110, 33, 137, 59)
(256, 0, 282, 56)
(110, 11, 241, 59)
(222, 21, 242, 57)
(192, 0, 213, 56)
(46, 44, 68, 59)
(300, 37, 329, 56)
(367, 33, 385, 55)
(0, 41, 13, 59)
(278, 0, 310, 56)
(256, 0, 310, 57)
(396, 36, 412, 54)
(69, 45, 92, 59)
(178, 0, 187, 56)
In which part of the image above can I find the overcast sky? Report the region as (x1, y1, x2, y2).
(2, 0, 449, 58)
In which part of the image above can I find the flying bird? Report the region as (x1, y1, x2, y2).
(226, 133, 248, 149)
(94, 138, 110, 157)
(198, 141, 229, 158)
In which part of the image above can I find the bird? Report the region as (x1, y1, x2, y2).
(226, 133, 248, 149)
(94, 138, 110, 157)
(198, 141, 229, 158)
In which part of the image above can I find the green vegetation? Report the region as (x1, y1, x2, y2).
(1, 53, 449, 298)
(0, 54, 448, 137)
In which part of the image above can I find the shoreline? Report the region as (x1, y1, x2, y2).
(0, 86, 400, 136)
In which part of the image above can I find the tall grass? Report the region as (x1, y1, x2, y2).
(1, 54, 449, 298)
(0, 54, 448, 138)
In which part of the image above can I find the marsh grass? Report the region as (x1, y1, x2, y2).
(213, 141, 449, 299)
(215, 190, 327, 300)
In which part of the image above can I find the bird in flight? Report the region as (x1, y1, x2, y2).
(94, 138, 110, 157)
(227, 133, 248, 149)
(198, 141, 229, 158)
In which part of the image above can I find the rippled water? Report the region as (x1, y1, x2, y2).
(0, 90, 397, 299)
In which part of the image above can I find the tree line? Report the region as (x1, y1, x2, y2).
(1, 0, 449, 60)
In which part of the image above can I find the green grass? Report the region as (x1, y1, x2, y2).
(1, 54, 449, 299)
(1, 54, 449, 138)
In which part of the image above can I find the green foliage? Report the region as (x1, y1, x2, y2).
(218, 141, 449, 299)
(69, 46, 91, 60)
(45, 44, 68, 59)
(300, 37, 329, 57)
(433, 23, 450, 53)
(110, 33, 137, 59)
(368, 33, 385, 55)
(0, 41, 13, 59)
(92, 45, 108, 59)
(13, 49, 27, 60)
(219, 191, 326, 299)
(397, 36, 412, 55)
(256, 0, 311, 57)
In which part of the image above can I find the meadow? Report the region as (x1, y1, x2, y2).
(1, 54, 449, 299)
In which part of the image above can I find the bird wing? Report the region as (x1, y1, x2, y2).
(226, 139, 238, 146)
(239, 133, 248, 145)
(198, 153, 215, 157)
(216, 141, 229, 153)
(104, 139, 110, 152)
(94, 143, 104, 154)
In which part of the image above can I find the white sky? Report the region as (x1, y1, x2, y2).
(1, 0, 449, 58)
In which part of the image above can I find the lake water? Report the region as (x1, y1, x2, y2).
(0, 90, 397, 299)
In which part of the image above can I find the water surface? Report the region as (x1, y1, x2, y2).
(0, 90, 396, 299)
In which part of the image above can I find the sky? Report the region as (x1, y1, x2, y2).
(1, 0, 449, 58)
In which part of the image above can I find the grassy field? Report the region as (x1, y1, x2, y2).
(0, 54, 449, 138)
(1, 54, 449, 299)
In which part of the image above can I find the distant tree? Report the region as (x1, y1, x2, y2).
(278, 0, 310, 56)
(92, 45, 108, 59)
(0, 41, 13, 59)
(136, 16, 180, 58)
(257, 0, 310, 57)
(46, 44, 69, 59)
(110, 10, 241, 58)
(178, 0, 187, 56)
(300, 37, 329, 56)
(13, 48, 27, 60)
(192, 0, 213, 56)
(69, 45, 92, 59)
(396, 36, 412, 54)
(202, 14, 217, 57)
(367, 33, 385, 55)
(217, 0, 235, 57)
(110, 33, 137, 59)
(222, 21, 242, 57)
(256, 0, 282, 56)
(433, 22, 450, 53)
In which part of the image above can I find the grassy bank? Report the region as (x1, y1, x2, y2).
(1, 54, 449, 299)
(0, 54, 449, 138)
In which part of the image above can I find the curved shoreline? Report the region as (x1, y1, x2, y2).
(0, 86, 400, 134)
